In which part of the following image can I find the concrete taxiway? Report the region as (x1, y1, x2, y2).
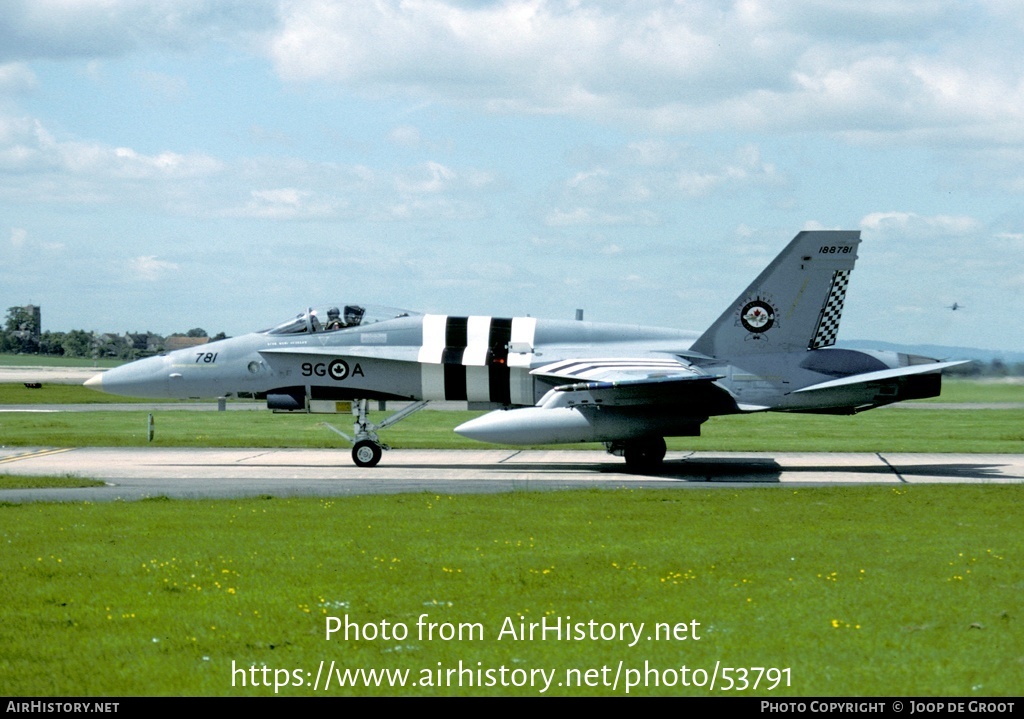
(0, 447, 1021, 503)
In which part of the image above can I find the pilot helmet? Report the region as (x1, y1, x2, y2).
(327, 307, 341, 319)
(344, 305, 365, 324)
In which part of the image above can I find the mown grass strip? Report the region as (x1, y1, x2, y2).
(0, 383, 181, 405)
(0, 355, 121, 368)
(1, 485, 1020, 696)
(915, 379, 1024, 404)
(1, 406, 1022, 454)
(0, 474, 105, 490)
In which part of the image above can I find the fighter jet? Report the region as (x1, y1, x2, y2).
(85, 230, 965, 470)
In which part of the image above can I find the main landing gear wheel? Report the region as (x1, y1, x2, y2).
(623, 437, 667, 473)
(352, 440, 383, 468)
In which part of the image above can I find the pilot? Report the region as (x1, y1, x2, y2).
(324, 307, 344, 331)
(344, 305, 365, 327)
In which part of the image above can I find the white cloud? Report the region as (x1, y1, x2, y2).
(393, 160, 493, 198)
(396, 161, 457, 194)
(0, 114, 222, 179)
(3, 226, 63, 256)
(253, 188, 303, 206)
(676, 148, 781, 198)
(129, 255, 180, 281)
(262, 0, 1024, 145)
(0, 0, 278, 61)
(134, 69, 189, 103)
(383, 197, 488, 222)
(544, 206, 658, 227)
(994, 232, 1024, 243)
(0, 63, 36, 93)
(4, 2, 1020, 148)
(859, 211, 981, 237)
(542, 141, 785, 227)
(1, 2, 1019, 148)
(0, 109, 503, 222)
(9, 227, 27, 248)
(228, 187, 338, 219)
(389, 125, 422, 148)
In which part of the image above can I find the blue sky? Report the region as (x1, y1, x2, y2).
(1, 1, 1023, 352)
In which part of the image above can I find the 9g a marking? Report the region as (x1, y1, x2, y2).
(301, 359, 364, 380)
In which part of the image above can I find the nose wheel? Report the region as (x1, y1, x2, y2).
(352, 439, 383, 468)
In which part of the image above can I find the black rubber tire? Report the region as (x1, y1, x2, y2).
(352, 440, 383, 468)
(623, 437, 667, 473)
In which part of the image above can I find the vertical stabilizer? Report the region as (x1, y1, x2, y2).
(690, 230, 861, 359)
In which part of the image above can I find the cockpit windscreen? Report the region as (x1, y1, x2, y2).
(264, 305, 418, 335)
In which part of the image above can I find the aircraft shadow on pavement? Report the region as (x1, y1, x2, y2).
(172, 458, 1020, 483)
(646, 458, 1018, 483)
(398, 458, 1018, 483)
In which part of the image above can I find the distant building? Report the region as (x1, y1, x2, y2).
(2, 304, 42, 353)
(93, 333, 127, 358)
(125, 332, 163, 356)
(164, 335, 210, 352)
(11, 305, 41, 344)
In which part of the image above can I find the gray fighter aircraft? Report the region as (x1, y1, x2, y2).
(85, 230, 965, 469)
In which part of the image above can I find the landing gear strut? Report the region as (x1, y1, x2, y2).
(322, 399, 430, 467)
(606, 437, 667, 473)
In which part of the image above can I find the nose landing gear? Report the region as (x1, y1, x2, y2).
(322, 398, 430, 467)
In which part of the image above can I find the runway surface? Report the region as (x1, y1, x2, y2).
(1, 447, 1021, 503)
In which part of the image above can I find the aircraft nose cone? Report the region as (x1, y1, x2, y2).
(83, 355, 174, 398)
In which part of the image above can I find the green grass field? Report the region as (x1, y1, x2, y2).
(0, 474, 105, 490)
(2, 486, 1021, 696)
(1, 376, 1021, 696)
(0, 382, 179, 404)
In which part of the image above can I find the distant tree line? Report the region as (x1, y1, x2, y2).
(945, 358, 1024, 378)
(2, 306, 226, 361)
(1, 305, 1020, 374)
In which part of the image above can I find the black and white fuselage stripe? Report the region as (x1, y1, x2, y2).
(418, 315, 537, 404)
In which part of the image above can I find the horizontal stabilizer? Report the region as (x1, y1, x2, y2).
(793, 361, 970, 394)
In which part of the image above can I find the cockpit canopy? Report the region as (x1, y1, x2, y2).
(264, 305, 419, 335)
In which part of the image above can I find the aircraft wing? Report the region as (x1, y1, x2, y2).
(531, 357, 704, 383)
(531, 357, 736, 410)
